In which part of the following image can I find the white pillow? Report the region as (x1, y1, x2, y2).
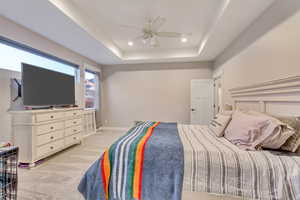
(209, 113, 232, 137)
(247, 111, 295, 150)
(224, 111, 270, 150)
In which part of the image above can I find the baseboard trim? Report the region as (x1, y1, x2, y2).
(82, 131, 97, 138)
(99, 126, 130, 132)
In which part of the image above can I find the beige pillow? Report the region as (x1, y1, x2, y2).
(247, 111, 295, 150)
(209, 113, 231, 137)
(276, 116, 300, 152)
(220, 110, 234, 116)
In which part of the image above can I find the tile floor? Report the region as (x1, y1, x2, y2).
(18, 131, 123, 200)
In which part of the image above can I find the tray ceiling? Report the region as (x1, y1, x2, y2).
(0, 0, 275, 64)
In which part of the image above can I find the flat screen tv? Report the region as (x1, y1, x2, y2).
(22, 63, 75, 107)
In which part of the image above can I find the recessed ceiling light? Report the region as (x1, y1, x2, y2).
(181, 37, 188, 43)
(128, 41, 134, 46)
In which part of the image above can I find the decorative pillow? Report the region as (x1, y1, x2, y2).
(247, 111, 295, 150)
(208, 114, 231, 137)
(220, 110, 234, 116)
(224, 111, 270, 150)
(276, 116, 300, 152)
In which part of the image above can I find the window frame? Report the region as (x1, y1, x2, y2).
(0, 35, 79, 71)
(84, 69, 99, 109)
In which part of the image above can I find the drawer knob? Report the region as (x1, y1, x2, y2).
(73, 137, 77, 140)
(73, 129, 77, 132)
(50, 146, 54, 150)
(50, 127, 54, 130)
(73, 121, 77, 124)
(73, 113, 77, 115)
(50, 136, 54, 139)
(50, 116, 54, 119)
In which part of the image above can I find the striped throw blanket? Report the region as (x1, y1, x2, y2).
(101, 121, 159, 200)
(78, 122, 184, 200)
(178, 124, 300, 200)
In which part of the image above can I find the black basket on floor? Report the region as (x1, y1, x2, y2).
(0, 147, 18, 200)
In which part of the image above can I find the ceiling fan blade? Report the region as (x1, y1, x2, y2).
(150, 41, 160, 47)
(142, 17, 152, 32)
(133, 35, 145, 41)
(151, 43, 160, 48)
(155, 32, 183, 38)
(150, 37, 160, 47)
(119, 24, 142, 31)
(151, 17, 166, 31)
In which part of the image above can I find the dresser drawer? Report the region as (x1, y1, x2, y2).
(36, 122, 64, 135)
(65, 118, 82, 128)
(65, 110, 82, 118)
(65, 133, 81, 146)
(36, 112, 64, 123)
(65, 125, 82, 136)
(36, 139, 64, 158)
(37, 130, 64, 146)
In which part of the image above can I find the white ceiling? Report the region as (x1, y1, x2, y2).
(69, 0, 222, 51)
(0, 0, 275, 64)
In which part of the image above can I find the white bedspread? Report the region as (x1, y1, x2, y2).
(178, 124, 300, 200)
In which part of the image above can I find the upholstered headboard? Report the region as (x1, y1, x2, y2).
(229, 76, 300, 116)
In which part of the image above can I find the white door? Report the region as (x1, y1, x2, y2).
(190, 79, 214, 125)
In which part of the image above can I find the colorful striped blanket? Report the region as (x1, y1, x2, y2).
(78, 122, 184, 200)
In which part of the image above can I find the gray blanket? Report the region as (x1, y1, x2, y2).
(78, 122, 184, 200)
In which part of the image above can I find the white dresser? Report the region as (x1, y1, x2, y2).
(9, 108, 84, 167)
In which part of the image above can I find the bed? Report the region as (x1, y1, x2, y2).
(78, 121, 300, 200)
(78, 76, 300, 200)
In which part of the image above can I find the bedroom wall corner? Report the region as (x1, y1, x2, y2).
(213, 10, 300, 110)
(214, 0, 300, 69)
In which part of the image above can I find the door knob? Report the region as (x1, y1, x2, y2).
(191, 108, 196, 111)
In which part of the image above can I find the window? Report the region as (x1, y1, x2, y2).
(0, 36, 77, 76)
(84, 70, 99, 109)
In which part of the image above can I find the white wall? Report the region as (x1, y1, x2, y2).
(215, 0, 300, 68)
(102, 62, 213, 127)
(0, 69, 20, 142)
(0, 16, 99, 67)
(214, 10, 300, 106)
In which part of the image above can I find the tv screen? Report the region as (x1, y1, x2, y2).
(22, 63, 75, 106)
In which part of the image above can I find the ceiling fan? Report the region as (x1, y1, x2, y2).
(121, 17, 191, 47)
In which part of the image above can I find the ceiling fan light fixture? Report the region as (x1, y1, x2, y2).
(123, 17, 191, 48)
(142, 39, 147, 44)
(128, 41, 134, 46)
(181, 37, 188, 43)
(150, 37, 158, 47)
